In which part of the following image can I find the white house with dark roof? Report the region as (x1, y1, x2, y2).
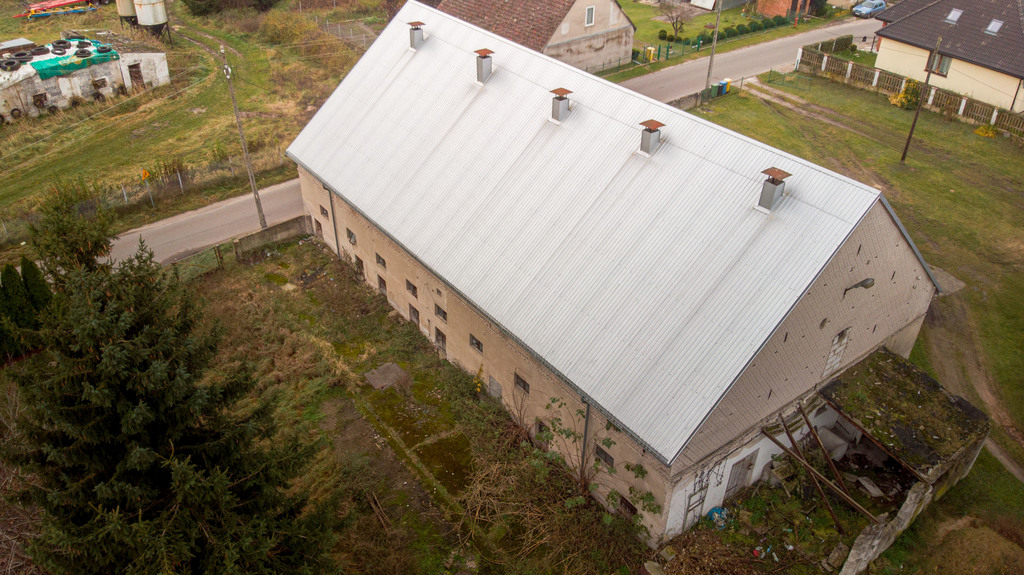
(286, 1, 968, 541)
(876, 0, 1024, 112)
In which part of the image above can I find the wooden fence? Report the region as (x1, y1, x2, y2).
(795, 49, 1024, 137)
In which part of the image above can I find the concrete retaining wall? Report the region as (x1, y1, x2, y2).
(233, 215, 312, 262)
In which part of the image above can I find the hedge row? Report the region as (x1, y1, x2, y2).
(660, 15, 790, 45)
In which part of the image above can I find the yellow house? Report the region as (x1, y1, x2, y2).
(435, 0, 634, 71)
(287, 1, 987, 549)
(875, 0, 1024, 113)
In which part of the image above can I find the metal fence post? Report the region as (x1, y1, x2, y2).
(121, 184, 128, 203)
(991, 108, 998, 125)
(872, 69, 879, 87)
(821, 55, 828, 72)
(795, 47, 802, 69)
(1, 219, 7, 236)
(928, 87, 936, 106)
(177, 170, 185, 193)
(145, 179, 154, 207)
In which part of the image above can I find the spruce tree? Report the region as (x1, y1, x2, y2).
(20, 256, 52, 312)
(1, 264, 36, 329)
(7, 198, 336, 573)
(28, 181, 114, 284)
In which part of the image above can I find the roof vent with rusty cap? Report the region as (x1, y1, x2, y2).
(759, 167, 791, 211)
(639, 119, 664, 155)
(551, 88, 571, 123)
(475, 48, 493, 84)
(409, 22, 425, 50)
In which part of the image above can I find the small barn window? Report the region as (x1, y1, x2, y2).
(377, 275, 386, 296)
(406, 280, 417, 298)
(469, 334, 483, 353)
(346, 228, 356, 245)
(585, 5, 595, 27)
(409, 304, 419, 324)
(319, 205, 329, 218)
(434, 304, 447, 322)
(617, 493, 637, 518)
(596, 445, 614, 468)
(375, 253, 386, 268)
(435, 328, 446, 351)
(514, 373, 530, 394)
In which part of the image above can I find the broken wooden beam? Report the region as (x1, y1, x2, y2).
(778, 413, 845, 535)
(798, 403, 851, 496)
(762, 426, 880, 524)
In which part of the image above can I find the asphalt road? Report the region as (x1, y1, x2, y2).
(622, 17, 884, 103)
(109, 178, 304, 264)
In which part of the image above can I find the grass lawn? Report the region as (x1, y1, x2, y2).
(692, 79, 1024, 571)
(0, 2, 366, 259)
(603, 6, 837, 82)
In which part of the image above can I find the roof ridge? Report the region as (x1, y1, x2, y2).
(889, 0, 948, 25)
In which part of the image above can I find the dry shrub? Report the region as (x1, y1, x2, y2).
(663, 529, 759, 575)
(260, 10, 319, 45)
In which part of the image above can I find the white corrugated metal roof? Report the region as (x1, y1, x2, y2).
(287, 1, 880, 463)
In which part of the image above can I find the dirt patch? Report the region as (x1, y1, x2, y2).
(924, 296, 1024, 459)
(746, 80, 881, 143)
(918, 524, 1024, 574)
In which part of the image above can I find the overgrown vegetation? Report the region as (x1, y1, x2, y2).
(1, 192, 337, 573)
(189, 241, 650, 573)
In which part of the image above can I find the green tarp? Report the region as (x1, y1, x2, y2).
(31, 43, 120, 80)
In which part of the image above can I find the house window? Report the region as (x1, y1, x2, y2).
(346, 228, 356, 245)
(375, 253, 386, 268)
(595, 445, 614, 468)
(535, 420, 550, 448)
(928, 53, 952, 75)
(514, 373, 530, 394)
(944, 9, 962, 24)
(469, 334, 483, 353)
(319, 205, 329, 218)
(435, 328, 446, 351)
(617, 493, 637, 518)
(406, 280, 418, 298)
(377, 275, 387, 296)
(985, 19, 1003, 35)
(585, 5, 595, 27)
(409, 304, 419, 324)
(434, 304, 447, 322)
(354, 256, 364, 278)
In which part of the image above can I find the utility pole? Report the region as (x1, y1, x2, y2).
(704, 0, 724, 91)
(220, 45, 267, 229)
(901, 37, 941, 165)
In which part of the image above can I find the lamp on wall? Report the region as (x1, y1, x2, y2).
(843, 278, 875, 298)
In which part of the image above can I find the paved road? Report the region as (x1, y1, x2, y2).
(622, 18, 883, 103)
(109, 179, 304, 264)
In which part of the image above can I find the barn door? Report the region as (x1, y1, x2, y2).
(724, 450, 758, 500)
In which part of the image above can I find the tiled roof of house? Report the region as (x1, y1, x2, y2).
(435, 0, 576, 51)
(876, 0, 1024, 79)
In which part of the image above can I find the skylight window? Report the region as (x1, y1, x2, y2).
(986, 19, 1003, 35)
(945, 9, 962, 23)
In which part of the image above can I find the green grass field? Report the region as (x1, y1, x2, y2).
(693, 78, 1024, 570)
(0, 2, 364, 257)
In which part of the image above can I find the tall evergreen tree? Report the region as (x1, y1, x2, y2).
(1, 264, 36, 329)
(8, 248, 335, 574)
(6, 191, 336, 573)
(28, 181, 115, 284)
(20, 256, 52, 312)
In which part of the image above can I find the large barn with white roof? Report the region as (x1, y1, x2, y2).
(287, 1, 986, 542)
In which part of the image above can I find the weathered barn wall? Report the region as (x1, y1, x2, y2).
(298, 165, 675, 537)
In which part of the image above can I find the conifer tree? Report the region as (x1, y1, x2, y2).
(6, 194, 336, 573)
(20, 256, 51, 312)
(1, 264, 36, 329)
(28, 181, 114, 284)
